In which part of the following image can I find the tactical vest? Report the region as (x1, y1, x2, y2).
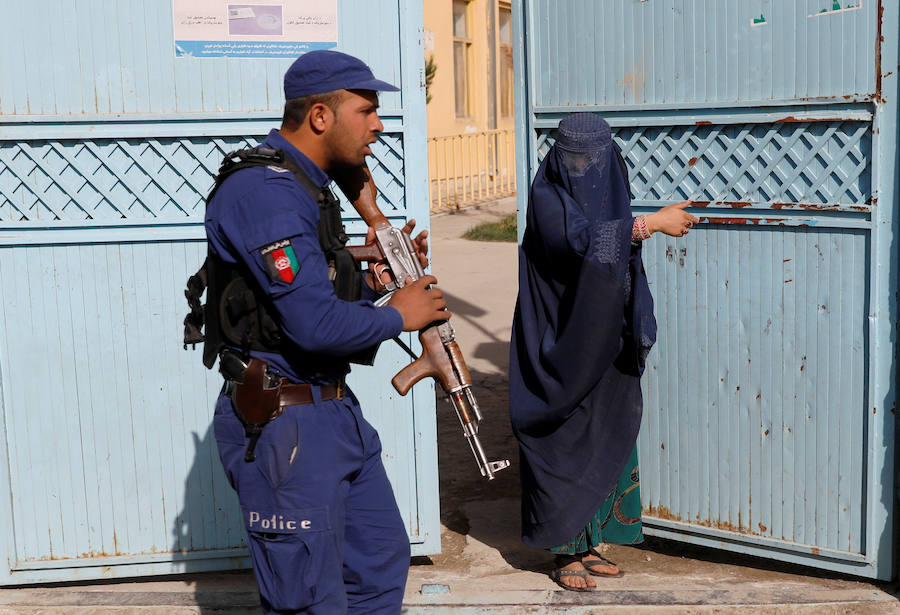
(183, 147, 363, 369)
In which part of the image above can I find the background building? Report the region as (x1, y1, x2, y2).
(424, 0, 516, 210)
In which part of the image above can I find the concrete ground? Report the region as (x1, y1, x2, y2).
(2, 197, 899, 614)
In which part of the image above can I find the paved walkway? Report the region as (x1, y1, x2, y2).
(1, 197, 898, 614)
(428, 197, 519, 377)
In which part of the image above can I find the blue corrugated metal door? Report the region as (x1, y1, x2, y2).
(513, 0, 899, 579)
(0, 0, 438, 584)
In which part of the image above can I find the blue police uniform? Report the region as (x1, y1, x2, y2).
(205, 126, 411, 613)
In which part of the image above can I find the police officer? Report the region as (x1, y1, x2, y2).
(204, 50, 449, 614)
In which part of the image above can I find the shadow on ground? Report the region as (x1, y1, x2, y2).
(430, 369, 554, 575)
(440, 290, 512, 376)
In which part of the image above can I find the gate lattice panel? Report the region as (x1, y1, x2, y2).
(0, 135, 406, 223)
(535, 121, 871, 206)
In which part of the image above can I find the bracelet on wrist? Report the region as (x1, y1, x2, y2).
(632, 215, 651, 242)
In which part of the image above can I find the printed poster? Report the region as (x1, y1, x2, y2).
(174, 0, 337, 58)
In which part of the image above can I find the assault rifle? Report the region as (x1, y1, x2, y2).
(335, 166, 510, 480)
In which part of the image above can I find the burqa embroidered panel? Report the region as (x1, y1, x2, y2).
(0, 0, 437, 583)
(513, 0, 899, 579)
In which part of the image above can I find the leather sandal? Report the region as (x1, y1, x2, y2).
(549, 567, 594, 592)
(582, 546, 625, 578)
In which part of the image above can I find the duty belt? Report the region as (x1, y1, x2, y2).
(221, 350, 344, 405)
(219, 350, 344, 461)
(224, 379, 345, 408)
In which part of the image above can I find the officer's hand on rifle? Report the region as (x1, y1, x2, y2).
(387, 275, 451, 331)
(400, 218, 429, 269)
(361, 219, 429, 290)
(362, 220, 428, 267)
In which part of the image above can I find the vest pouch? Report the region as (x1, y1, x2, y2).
(328, 248, 362, 302)
(221, 277, 260, 348)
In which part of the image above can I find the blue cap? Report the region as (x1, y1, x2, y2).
(284, 50, 400, 99)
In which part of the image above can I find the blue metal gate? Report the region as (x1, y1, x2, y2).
(0, 0, 437, 584)
(513, 0, 899, 579)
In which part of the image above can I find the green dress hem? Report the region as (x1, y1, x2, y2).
(549, 446, 643, 555)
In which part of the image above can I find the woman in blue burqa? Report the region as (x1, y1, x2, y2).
(509, 113, 696, 591)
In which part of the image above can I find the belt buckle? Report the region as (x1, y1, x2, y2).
(335, 380, 345, 400)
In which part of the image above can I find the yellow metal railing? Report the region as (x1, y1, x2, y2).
(428, 129, 516, 212)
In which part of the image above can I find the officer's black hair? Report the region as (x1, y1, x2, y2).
(282, 91, 345, 129)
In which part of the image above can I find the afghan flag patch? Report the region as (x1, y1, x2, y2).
(260, 239, 300, 284)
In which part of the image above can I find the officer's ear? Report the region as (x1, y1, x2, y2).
(307, 102, 334, 134)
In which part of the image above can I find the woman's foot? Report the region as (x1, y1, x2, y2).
(550, 554, 596, 591)
(581, 547, 623, 577)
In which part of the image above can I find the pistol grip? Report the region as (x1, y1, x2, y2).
(392, 327, 460, 395)
(391, 355, 439, 395)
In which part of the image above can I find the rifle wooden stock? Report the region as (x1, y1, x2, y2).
(332, 164, 389, 229)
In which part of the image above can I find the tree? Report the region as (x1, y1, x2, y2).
(425, 55, 437, 105)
